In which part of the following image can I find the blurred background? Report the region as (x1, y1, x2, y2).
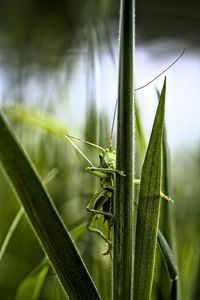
(0, 0, 200, 299)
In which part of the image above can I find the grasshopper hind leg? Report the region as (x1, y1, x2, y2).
(87, 213, 112, 255)
(86, 189, 113, 255)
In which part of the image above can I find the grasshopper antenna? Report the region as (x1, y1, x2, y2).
(66, 134, 104, 151)
(65, 135, 95, 167)
(65, 134, 108, 167)
(109, 98, 118, 148)
(135, 48, 185, 91)
(108, 49, 185, 145)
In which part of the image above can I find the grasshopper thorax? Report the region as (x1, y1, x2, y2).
(99, 147, 116, 169)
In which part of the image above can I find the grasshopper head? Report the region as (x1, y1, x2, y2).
(99, 147, 116, 169)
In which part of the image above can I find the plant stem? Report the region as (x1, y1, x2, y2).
(113, 0, 135, 299)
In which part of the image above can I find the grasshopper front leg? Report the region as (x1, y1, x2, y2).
(86, 167, 126, 177)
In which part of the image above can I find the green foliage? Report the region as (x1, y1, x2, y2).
(1, 77, 177, 300)
(0, 1, 199, 300)
(15, 261, 49, 300)
(134, 79, 166, 299)
(0, 111, 100, 299)
(0, 79, 198, 300)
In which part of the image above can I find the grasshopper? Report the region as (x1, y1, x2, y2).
(65, 131, 125, 255)
(65, 50, 184, 255)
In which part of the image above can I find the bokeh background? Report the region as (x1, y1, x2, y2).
(0, 1, 200, 299)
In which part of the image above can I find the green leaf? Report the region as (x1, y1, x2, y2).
(15, 262, 49, 300)
(0, 169, 58, 264)
(157, 230, 178, 282)
(135, 99, 146, 160)
(70, 222, 87, 241)
(134, 78, 166, 300)
(155, 87, 179, 300)
(53, 280, 70, 300)
(0, 207, 24, 263)
(3, 105, 67, 138)
(0, 110, 100, 300)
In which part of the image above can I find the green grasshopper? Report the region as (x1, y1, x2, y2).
(65, 131, 126, 255)
(65, 50, 184, 254)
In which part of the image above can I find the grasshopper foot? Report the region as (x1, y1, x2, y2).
(116, 170, 126, 177)
(102, 241, 112, 256)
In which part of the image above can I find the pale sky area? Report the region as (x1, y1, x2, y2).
(78, 41, 200, 152)
(0, 41, 199, 154)
(135, 44, 200, 152)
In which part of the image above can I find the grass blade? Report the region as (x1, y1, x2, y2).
(15, 263, 49, 300)
(0, 169, 58, 264)
(134, 78, 166, 300)
(157, 229, 178, 281)
(3, 105, 67, 138)
(155, 87, 179, 300)
(113, 0, 135, 298)
(135, 99, 146, 160)
(14, 222, 88, 299)
(0, 207, 24, 263)
(0, 110, 100, 300)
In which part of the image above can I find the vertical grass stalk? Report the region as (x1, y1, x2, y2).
(113, 0, 135, 298)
